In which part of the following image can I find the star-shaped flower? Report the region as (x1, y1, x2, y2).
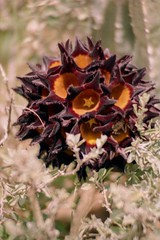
(14, 38, 160, 179)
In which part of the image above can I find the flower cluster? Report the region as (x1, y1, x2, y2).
(14, 38, 159, 178)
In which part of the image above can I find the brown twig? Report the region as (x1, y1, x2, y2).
(0, 64, 13, 146)
(13, 104, 45, 129)
(69, 185, 97, 237)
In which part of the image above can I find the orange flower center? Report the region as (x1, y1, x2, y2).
(53, 73, 78, 99)
(72, 89, 100, 115)
(37, 127, 43, 134)
(74, 54, 93, 68)
(49, 61, 61, 69)
(102, 70, 111, 85)
(111, 84, 131, 109)
(80, 119, 101, 145)
(112, 129, 130, 143)
(41, 88, 49, 98)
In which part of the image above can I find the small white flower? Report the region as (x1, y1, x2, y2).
(66, 133, 81, 148)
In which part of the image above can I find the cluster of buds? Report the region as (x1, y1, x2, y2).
(15, 38, 159, 178)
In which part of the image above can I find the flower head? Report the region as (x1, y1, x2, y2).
(14, 38, 160, 179)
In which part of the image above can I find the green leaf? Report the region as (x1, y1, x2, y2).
(98, 168, 107, 181)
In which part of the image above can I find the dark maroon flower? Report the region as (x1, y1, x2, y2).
(14, 38, 160, 179)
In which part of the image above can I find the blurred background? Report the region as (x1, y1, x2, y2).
(0, 0, 160, 239)
(1, 0, 160, 135)
(1, 0, 160, 87)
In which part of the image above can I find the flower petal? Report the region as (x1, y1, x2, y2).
(72, 89, 100, 115)
(51, 73, 79, 99)
(111, 83, 133, 110)
(74, 54, 93, 68)
(112, 129, 130, 143)
(80, 119, 101, 145)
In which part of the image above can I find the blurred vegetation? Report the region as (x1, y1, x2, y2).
(1, 0, 160, 87)
(0, 0, 160, 239)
